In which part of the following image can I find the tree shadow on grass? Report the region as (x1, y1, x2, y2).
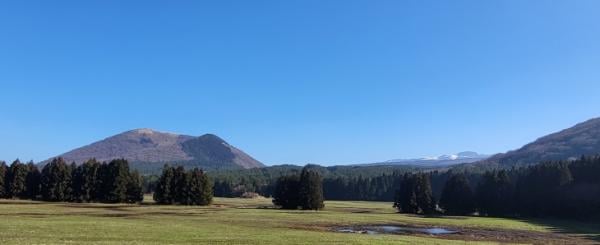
(255, 205, 278, 209)
(420, 214, 471, 220)
(520, 218, 600, 242)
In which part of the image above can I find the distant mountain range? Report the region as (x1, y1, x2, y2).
(37, 117, 600, 172)
(480, 117, 600, 166)
(374, 117, 600, 168)
(365, 151, 489, 167)
(40, 129, 264, 170)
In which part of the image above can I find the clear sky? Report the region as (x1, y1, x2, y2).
(1, 1, 599, 166)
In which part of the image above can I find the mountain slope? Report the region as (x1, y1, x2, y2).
(42, 129, 264, 169)
(483, 117, 600, 166)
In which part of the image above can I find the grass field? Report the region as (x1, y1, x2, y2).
(0, 195, 598, 244)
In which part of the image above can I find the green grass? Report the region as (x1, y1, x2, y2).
(0, 196, 596, 244)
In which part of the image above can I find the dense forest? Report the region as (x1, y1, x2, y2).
(394, 156, 600, 219)
(207, 156, 600, 219)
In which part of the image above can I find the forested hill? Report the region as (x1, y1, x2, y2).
(472, 117, 600, 167)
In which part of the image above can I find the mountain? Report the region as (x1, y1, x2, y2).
(41, 128, 264, 170)
(369, 151, 489, 167)
(481, 117, 600, 166)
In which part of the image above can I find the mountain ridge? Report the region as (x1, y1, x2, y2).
(478, 117, 600, 166)
(40, 128, 264, 169)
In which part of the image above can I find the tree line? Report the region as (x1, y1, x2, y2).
(210, 164, 418, 200)
(210, 156, 600, 219)
(394, 156, 600, 219)
(0, 158, 143, 203)
(153, 165, 213, 205)
(272, 166, 324, 210)
(212, 169, 444, 202)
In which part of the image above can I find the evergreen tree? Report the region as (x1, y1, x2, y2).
(515, 161, 572, 217)
(102, 159, 130, 203)
(85, 159, 101, 201)
(96, 162, 111, 202)
(126, 170, 144, 203)
(187, 171, 198, 205)
(298, 167, 324, 210)
(394, 174, 418, 213)
(440, 173, 475, 215)
(172, 166, 187, 204)
(72, 159, 101, 202)
(476, 170, 514, 217)
(564, 156, 600, 219)
(25, 162, 41, 199)
(188, 168, 212, 205)
(82, 158, 102, 202)
(323, 177, 349, 200)
(198, 169, 213, 205)
(476, 171, 497, 216)
(570, 156, 600, 184)
(0, 161, 8, 198)
(394, 173, 434, 214)
(414, 173, 435, 214)
(153, 164, 175, 204)
(272, 174, 300, 209)
(214, 180, 234, 198)
(8, 160, 29, 199)
(72, 164, 85, 202)
(41, 158, 72, 201)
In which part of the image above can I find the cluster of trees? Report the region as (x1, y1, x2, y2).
(210, 164, 418, 200)
(394, 173, 436, 214)
(0, 158, 143, 203)
(0, 160, 40, 199)
(394, 156, 600, 219)
(272, 166, 324, 210)
(153, 165, 213, 205)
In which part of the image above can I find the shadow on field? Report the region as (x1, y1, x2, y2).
(255, 205, 277, 209)
(521, 218, 600, 242)
(420, 214, 470, 220)
(0, 200, 47, 205)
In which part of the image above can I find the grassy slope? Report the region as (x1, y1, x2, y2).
(0, 196, 595, 244)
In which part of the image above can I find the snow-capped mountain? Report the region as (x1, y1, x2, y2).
(381, 151, 489, 167)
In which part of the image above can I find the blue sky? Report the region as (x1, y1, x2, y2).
(1, 1, 599, 165)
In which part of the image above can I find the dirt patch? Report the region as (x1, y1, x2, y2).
(328, 224, 594, 244)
